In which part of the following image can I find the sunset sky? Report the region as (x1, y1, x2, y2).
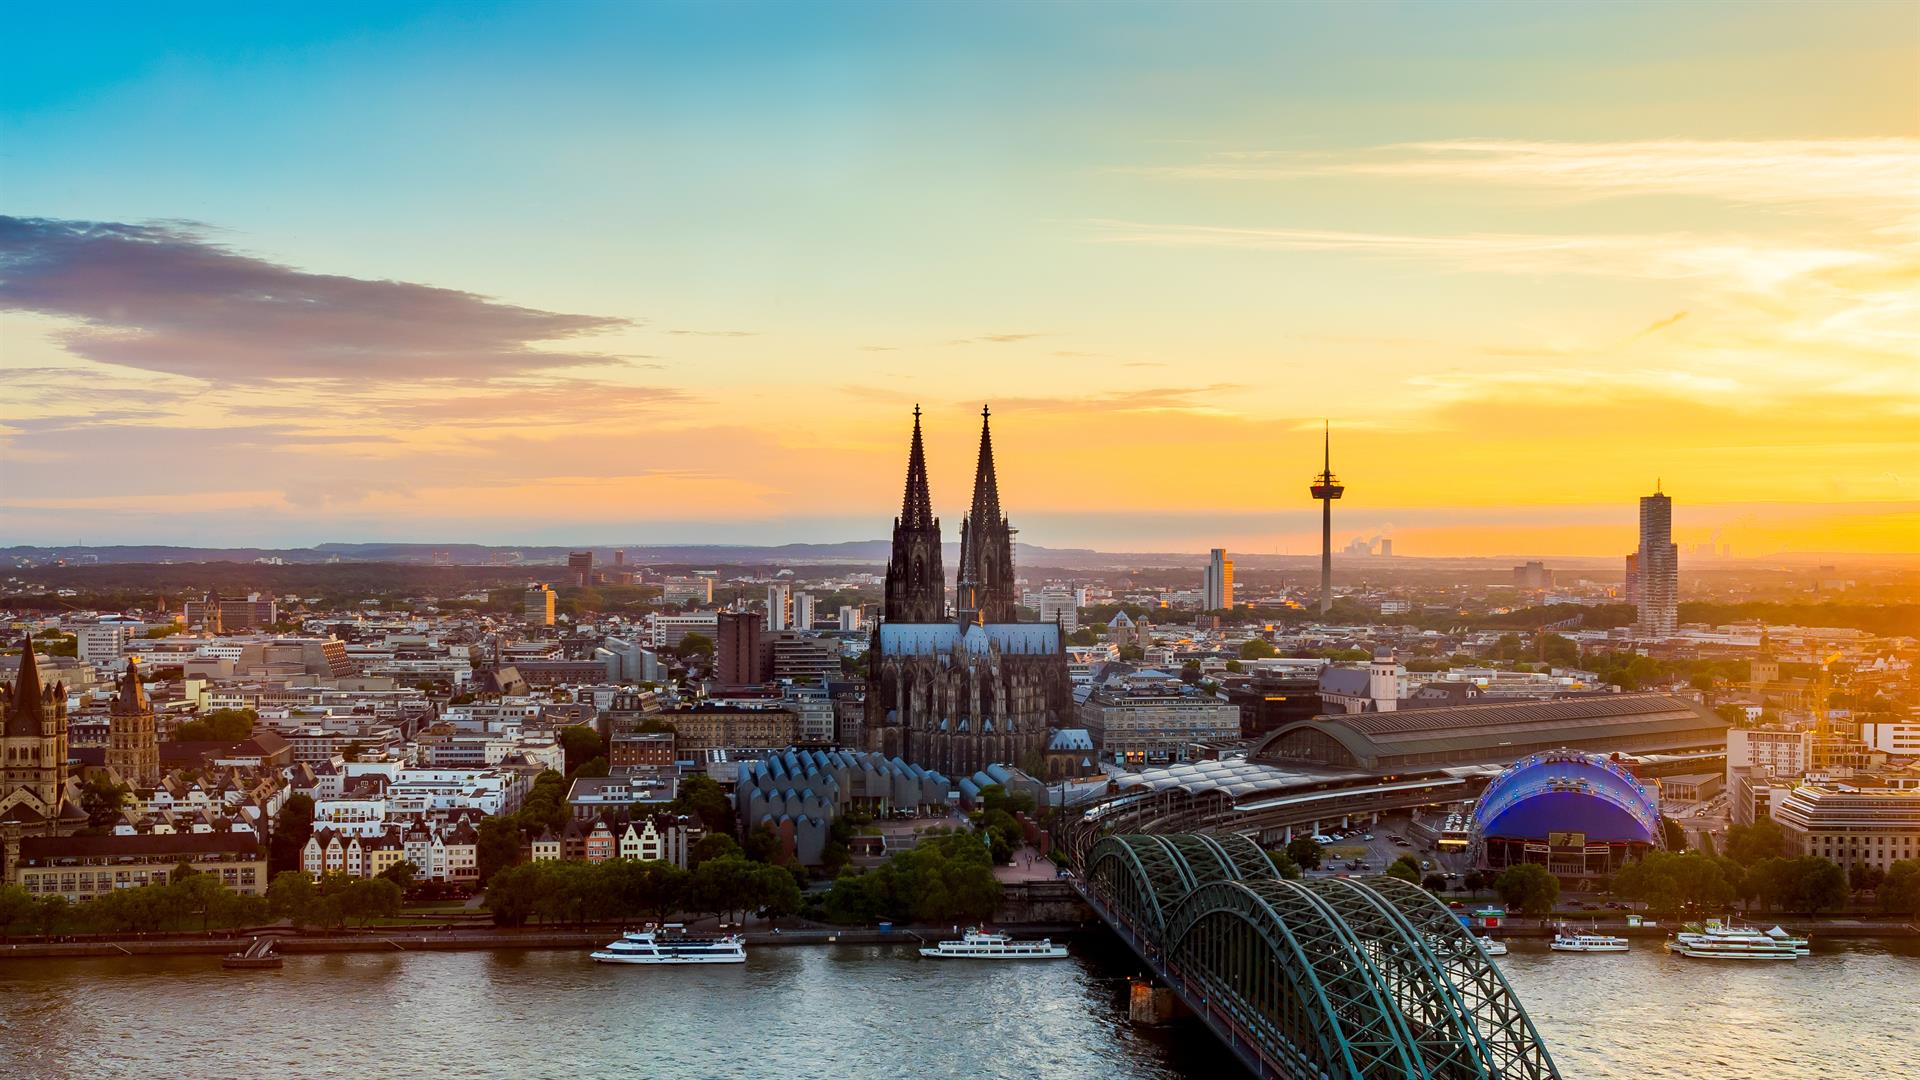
(3, 2, 1916, 556)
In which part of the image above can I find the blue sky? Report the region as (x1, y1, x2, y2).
(3, 2, 1917, 554)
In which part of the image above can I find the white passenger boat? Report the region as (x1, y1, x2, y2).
(1475, 936, 1508, 956)
(1550, 932, 1630, 953)
(918, 928, 1068, 960)
(1666, 919, 1807, 960)
(591, 925, 746, 964)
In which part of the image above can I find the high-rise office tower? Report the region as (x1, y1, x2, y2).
(792, 591, 817, 630)
(523, 584, 556, 627)
(716, 611, 766, 685)
(1634, 487, 1678, 638)
(568, 550, 594, 588)
(1202, 548, 1234, 611)
(765, 582, 792, 630)
(1309, 424, 1344, 616)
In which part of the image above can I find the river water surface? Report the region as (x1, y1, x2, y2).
(2, 935, 1915, 1078)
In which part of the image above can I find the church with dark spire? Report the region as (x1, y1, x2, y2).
(2, 636, 86, 876)
(866, 406, 1072, 779)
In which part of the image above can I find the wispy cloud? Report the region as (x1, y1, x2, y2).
(1132, 138, 1920, 209)
(666, 328, 757, 337)
(985, 383, 1244, 415)
(0, 216, 633, 382)
(949, 332, 1048, 345)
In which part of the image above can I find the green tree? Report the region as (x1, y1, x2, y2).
(672, 774, 734, 834)
(476, 816, 523, 884)
(1385, 857, 1422, 884)
(172, 871, 229, 931)
(515, 770, 570, 835)
(0, 884, 34, 942)
(1239, 639, 1278, 660)
(1265, 849, 1302, 880)
(341, 878, 402, 926)
(269, 793, 316, 875)
(749, 862, 802, 925)
(1066, 626, 1097, 646)
(741, 822, 784, 864)
(267, 870, 316, 921)
(1725, 820, 1788, 865)
(1538, 633, 1580, 667)
(80, 773, 132, 828)
(1747, 856, 1848, 913)
(690, 832, 743, 868)
(1285, 836, 1324, 871)
(483, 863, 543, 927)
(1493, 863, 1561, 914)
(1660, 816, 1688, 852)
(559, 725, 606, 775)
(378, 861, 419, 892)
(172, 708, 258, 742)
(1421, 873, 1448, 892)
(677, 633, 715, 659)
(1878, 859, 1920, 917)
(34, 895, 71, 936)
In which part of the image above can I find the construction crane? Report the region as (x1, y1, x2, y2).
(1811, 650, 1846, 768)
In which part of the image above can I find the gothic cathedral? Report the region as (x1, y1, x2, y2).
(864, 407, 1072, 779)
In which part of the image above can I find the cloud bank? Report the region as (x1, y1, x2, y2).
(0, 216, 632, 381)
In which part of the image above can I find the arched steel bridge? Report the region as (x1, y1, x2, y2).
(1080, 832, 1561, 1079)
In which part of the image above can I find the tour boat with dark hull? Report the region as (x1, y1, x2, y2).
(592, 926, 746, 965)
(919, 929, 1068, 959)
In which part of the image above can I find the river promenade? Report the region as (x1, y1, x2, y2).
(2, 910, 1910, 962)
(0, 920, 1098, 960)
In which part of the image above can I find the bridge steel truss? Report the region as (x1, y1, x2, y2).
(1082, 832, 1561, 1080)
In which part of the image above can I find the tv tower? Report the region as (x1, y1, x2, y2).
(1309, 422, 1344, 615)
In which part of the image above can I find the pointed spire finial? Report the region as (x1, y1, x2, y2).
(898, 406, 935, 529)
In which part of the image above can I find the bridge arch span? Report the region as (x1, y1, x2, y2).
(1165, 879, 1431, 1079)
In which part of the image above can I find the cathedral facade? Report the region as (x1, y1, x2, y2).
(864, 407, 1073, 780)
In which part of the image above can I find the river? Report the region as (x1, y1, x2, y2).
(2, 935, 1915, 1078)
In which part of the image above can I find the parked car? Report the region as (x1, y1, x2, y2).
(1362, 834, 1375, 841)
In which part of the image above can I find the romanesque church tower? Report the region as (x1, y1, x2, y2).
(108, 658, 161, 788)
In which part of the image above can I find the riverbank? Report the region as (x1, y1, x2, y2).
(0, 922, 1098, 961)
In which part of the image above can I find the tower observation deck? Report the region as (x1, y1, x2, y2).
(1310, 424, 1344, 616)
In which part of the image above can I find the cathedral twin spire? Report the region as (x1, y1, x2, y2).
(882, 405, 1017, 626)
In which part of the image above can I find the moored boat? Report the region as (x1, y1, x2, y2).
(1550, 932, 1629, 953)
(222, 936, 283, 969)
(1666, 919, 1807, 960)
(1475, 936, 1508, 956)
(919, 928, 1068, 959)
(592, 924, 746, 965)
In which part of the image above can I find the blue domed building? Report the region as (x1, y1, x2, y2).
(1467, 749, 1663, 879)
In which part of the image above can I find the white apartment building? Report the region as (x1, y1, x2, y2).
(1860, 721, 1920, 757)
(1036, 589, 1078, 633)
(76, 623, 131, 665)
(652, 613, 719, 649)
